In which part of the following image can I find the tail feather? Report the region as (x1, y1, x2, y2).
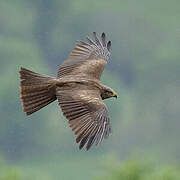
(19, 67, 57, 115)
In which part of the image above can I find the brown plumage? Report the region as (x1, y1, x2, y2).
(19, 32, 117, 150)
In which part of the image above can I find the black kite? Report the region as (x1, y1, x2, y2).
(19, 32, 117, 150)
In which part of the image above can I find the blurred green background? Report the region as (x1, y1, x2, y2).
(0, 0, 180, 179)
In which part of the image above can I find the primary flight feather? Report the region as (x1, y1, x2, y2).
(19, 32, 117, 150)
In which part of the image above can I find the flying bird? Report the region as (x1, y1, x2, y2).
(19, 32, 117, 150)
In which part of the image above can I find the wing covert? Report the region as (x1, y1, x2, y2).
(56, 89, 111, 150)
(57, 32, 111, 80)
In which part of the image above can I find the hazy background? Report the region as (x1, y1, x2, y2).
(0, 0, 180, 179)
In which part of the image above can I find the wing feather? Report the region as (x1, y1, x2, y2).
(56, 89, 111, 150)
(101, 32, 106, 47)
(57, 32, 111, 80)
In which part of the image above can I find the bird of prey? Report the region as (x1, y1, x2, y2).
(19, 32, 117, 150)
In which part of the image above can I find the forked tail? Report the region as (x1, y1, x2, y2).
(19, 67, 57, 115)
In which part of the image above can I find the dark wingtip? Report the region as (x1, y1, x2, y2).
(107, 41, 111, 51)
(101, 32, 106, 47)
(79, 145, 83, 150)
(86, 145, 91, 151)
(79, 137, 88, 150)
(102, 32, 105, 37)
(93, 32, 97, 40)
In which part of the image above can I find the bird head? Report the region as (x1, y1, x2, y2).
(101, 86, 117, 100)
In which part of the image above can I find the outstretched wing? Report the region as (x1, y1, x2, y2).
(57, 32, 111, 80)
(56, 88, 111, 150)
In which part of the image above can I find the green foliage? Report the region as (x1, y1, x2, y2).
(0, 156, 21, 180)
(95, 157, 180, 180)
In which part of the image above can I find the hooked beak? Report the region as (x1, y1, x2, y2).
(113, 93, 117, 99)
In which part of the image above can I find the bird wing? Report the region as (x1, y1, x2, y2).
(57, 32, 111, 80)
(56, 88, 111, 150)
